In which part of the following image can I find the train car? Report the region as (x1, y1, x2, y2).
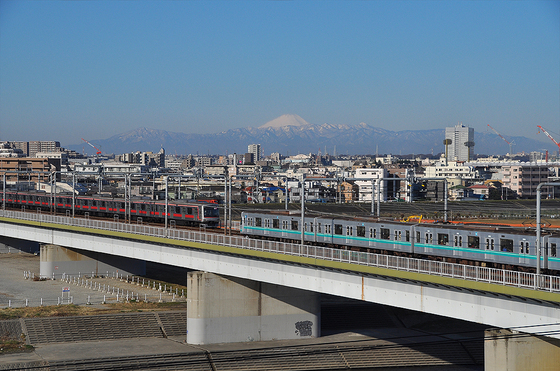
(3, 190, 220, 227)
(240, 210, 560, 272)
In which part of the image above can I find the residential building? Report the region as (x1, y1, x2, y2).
(0, 158, 61, 182)
(28, 141, 61, 157)
(248, 144, 261, 162)
(0, 142, 24, 158)
(424, 159, 480, 180)
(36, 151, 68, 165)
(338, 181, 359, 203)
(354, 168, 387, 202)
(444, 123, 474, 162)
(10, 142, 29, 156)
(501, 164, 552, 198)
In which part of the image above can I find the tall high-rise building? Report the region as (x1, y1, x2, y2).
(248, 144, 261, 162)
(444, 123, 474, 162)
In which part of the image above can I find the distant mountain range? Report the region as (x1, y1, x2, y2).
(68, 114, 556, 157)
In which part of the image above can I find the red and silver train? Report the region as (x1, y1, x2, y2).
(3, 190, 220, 227)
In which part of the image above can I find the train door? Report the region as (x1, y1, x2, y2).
(520, 240, 530, 254)
(367, 227, 375, 248)
(409, 226, 415, 253)
(485, 237, 495, 250)
(454, 234, 463, 247)
(425, 232, 433, 245)
(346, 225, 353, 244)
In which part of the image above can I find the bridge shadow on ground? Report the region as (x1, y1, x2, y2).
(320, 294, 485, 370)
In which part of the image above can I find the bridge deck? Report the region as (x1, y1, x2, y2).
(1, 210, 559, 304)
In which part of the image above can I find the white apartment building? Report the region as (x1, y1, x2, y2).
(354, 168, 387, 202)
(36, 152, 68, 165)
(424, 159, 480, 180)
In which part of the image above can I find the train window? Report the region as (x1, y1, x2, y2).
(92, 200, 97, 206)
(416, 231, 420, 243)
(326, 225, 331, 234)
(468, 236, 480, 249)
(282, 220, 288, 229)
(357, 226, 366, 237)
(334, 224, 343, 235)
(121, 202, 125, 209)
(485, 238, 495, 250)
(176, 207, 181, 214)
(438, 234, 449, 246)
(500, 239, 513, 253)
(394, 231, 398, 240)
(291, 220, 299, 231)
(255, 218, 262, 227)
(380, 228, 390, 240)
(273, 219, 279, 229)
(551, 243, 557, 257)
(304, 222, 308, 231)
(317, 223, 321, 233)
(459, 236, 462, 247)
(405, 230, 410, 242)
(310, 223, 313, 232)
(346, 226, 353, 236)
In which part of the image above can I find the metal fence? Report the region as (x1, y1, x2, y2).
(2, 209, 560, 294)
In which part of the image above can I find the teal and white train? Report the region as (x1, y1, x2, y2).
(241, 210, 560, 272)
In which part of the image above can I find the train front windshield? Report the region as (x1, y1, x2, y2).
(204, 207, 220, 217)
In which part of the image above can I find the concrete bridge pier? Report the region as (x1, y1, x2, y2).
(187, 271, 320, 345)
(485, 329, 560, 370)
(0, 236, 39, 254)
(40, 244, 146, 279)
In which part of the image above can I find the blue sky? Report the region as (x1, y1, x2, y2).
(1, 0, 559, 147)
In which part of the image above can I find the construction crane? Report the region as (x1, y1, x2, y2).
(537, 125, 560, 153)
(487, 124, 515, 155)
(81, 138, 102, 155)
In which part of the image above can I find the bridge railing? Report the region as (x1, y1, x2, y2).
(3, 210, 560, 294)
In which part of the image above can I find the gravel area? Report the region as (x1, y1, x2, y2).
(0, 252, 185, 308)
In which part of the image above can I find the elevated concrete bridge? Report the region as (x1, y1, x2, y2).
(1, 210, 560, 367)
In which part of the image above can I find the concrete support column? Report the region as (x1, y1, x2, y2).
(485, 329, 560, 371)
(187, 271, 320, 345)
(40, 244, 146, 278)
